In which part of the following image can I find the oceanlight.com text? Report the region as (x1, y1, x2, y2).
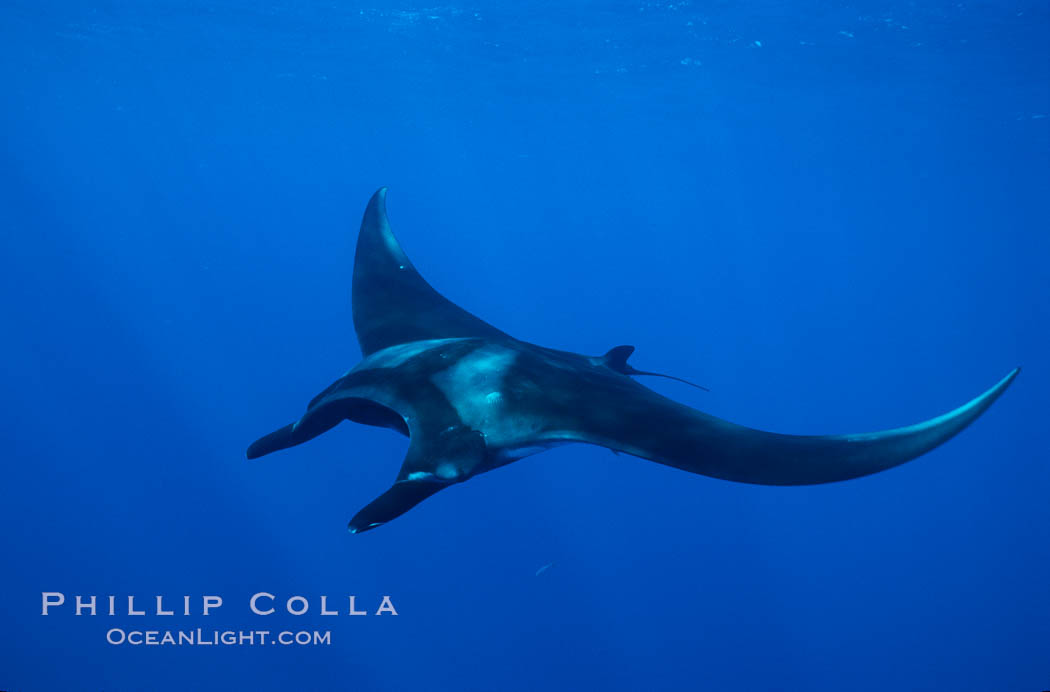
(106, 628, 331, 646)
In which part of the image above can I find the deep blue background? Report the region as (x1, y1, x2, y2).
(1, 2, 1047, 690)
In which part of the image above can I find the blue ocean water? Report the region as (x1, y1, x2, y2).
(1, 1, 1047, 690)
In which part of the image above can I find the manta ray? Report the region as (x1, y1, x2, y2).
(247, 188, 1019, 534)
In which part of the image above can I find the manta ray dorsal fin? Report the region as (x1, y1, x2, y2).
(351, 188, 510, 356)
(602, 344, 710, 392)
(603, 345, 636, 371)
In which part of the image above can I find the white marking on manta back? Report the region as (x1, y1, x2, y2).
(430, 345, 567, 456)
(435, 463, 459, 480)
(357, 338, 468, 371)
(430, 346, 515, 430)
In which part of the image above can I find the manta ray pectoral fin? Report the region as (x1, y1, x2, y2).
(572, 368, 1018, 485)
(351, 187, 510, 356)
